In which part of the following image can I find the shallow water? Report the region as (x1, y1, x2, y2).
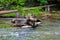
(0, 18, 60, 40)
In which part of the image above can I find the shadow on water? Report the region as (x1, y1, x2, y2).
(0, 18, 60, 40)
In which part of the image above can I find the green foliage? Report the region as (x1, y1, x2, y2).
(57, 0, 60, 2)
(1, 0, 59, 16)
(0, 0, 25, 6)
(39, 0, 48, 5)
(0, 24, 11, 28)
(28, 8, 42, 15)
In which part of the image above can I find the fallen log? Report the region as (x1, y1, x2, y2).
(23, 4, 56, 10)
(0, 10, 18, 15)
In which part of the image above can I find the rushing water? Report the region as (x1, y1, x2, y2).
(0, 18, 60, 40)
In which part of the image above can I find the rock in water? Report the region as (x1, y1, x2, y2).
(21, 25, 32, 28)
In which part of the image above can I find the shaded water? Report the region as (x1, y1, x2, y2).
(0, 18, 60, 40)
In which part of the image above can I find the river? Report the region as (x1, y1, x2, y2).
(0, 18, 60, 40)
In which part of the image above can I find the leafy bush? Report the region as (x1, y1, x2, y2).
(0, 0, 59, 16)
(0, 0, 48, 15)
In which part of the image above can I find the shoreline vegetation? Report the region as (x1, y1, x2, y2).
(0, 12, 60, 28)
(0, 0, 60, 28)
(0, 12, 60, 19)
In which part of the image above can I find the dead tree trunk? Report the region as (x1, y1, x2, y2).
(0, 10, 18, 14)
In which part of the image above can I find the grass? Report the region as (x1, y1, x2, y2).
(2, 13, 16, 16)
(0, 24, 12, 28)
(36, 12, 60, 18)
(51, 13, 60, 18)
(1, 12, 60, 18)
